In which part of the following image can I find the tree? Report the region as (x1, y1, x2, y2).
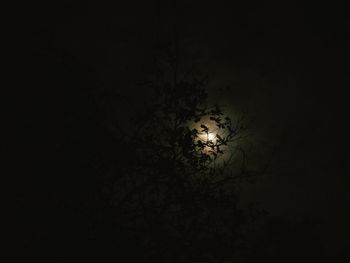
(96, 49, 261, 262)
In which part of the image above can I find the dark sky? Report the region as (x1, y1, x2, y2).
(10, 0, 350, 260)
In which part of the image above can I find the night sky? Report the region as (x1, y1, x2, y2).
(6, 1, 350, 262)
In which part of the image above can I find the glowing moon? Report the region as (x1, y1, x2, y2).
(198, 131, 216, 143)
(207, 132, 216, 141)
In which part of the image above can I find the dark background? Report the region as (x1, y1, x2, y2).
(5, 0, 349, 261)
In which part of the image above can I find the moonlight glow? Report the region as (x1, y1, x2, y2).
(198, 129, 217, 143)
(189, 113, 241, 163)
(190, 116, 225, 155)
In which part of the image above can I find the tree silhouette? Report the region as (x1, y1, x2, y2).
(96, 49, 261, 262)
(9, 38, 265, 262)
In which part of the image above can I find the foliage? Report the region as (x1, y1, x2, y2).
(100, 52, 260, 262)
